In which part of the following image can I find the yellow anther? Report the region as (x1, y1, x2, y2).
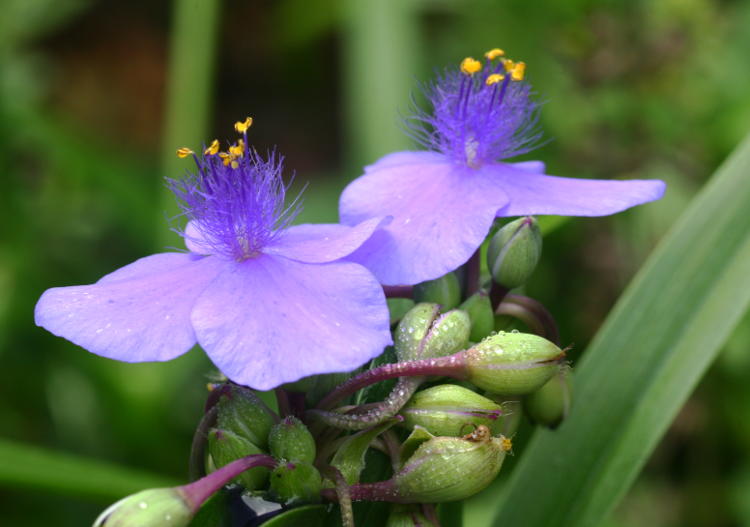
(485, 48, 505, 60)
(228, 138, 245, 157)
(502, 59, 516, 72)
(511, 61, 526, 81)
(219, 152, 233, 166)
(234, 116, 253, 133)
(460, 57, 482, 76)
(231, 160, 239, 169)
(204, 139, 220, 155)
(501, 436, 513, 452)
(176, 147, 194, 158)
(486, 73, 505, 86)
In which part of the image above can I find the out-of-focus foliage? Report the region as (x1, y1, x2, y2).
(1, 0, 749, 525)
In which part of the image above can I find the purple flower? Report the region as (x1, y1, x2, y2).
(340, 52, 666, 286)
(35, 120, 392, 390)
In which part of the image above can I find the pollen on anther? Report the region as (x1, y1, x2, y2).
(511, 62, 526, 81)
(176, 147, 194, 158)
(204, 139, 220, 155)
(502, 59, 515, 72)
(485, 48, 505, 60)
(229, 139, 245, 157)
(486, 73, 505, 86)
(460, 57, 482, 76)
(501, 436, 513, 452)
(235, 116, 253, 133)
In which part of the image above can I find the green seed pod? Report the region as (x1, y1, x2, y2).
(386, 504, 438, 527)
(413, 273, 461, 310)
(214, 384, 276, 450)
(459, 291, 495, 342)
(93, 488, 193, 527)
(394, 303, 471, 362)
(400, 384, 503, 437)
(207, 429, 269, 490)
(269, 462, 323, 505)
(464, 331, 564, 395)
(486, 216, 542, 289)
(524, 371, 572, 429)
(268, 416, 316, 463)
(394, 427, 510, 502)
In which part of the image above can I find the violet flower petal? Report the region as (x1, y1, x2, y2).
(263, 217, 387, 264)
(191, 255, 392, 390)
(35, 254, 223, 362)
(340, 154, 509, 285)
(486, 163, 667, 217)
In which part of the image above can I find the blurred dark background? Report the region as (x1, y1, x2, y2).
(2, 0, 750, 525)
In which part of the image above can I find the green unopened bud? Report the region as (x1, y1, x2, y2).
(93, 487, 193, 527)
(413, 273, 461, 310)
(524, 371, 572, 428)
(214, 384, 275, 450)
(395, 303, 471, 362)
(208, 429, 269, 490)
(464, 331, 564, 395)
(394, 427, 510, 502)
(487, 216, 541, 289)
(270, 461, 322, 504)
(400, 384, 503, 437)
(459, 291, 494, 342)
(386, 504, 438, 526)
(268, 416, 316, 463)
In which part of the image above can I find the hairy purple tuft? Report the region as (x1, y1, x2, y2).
(168, 144, 302, 261)
(405, 58, 543, 167)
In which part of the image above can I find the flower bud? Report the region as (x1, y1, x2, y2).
(400, 384, 502, 437)
(207, 429, 269, 490)
(214, 384, 276, 450)
(459, 291, 494, 342)
(386, 504, 438, 526)
(524, 371, 572, 429)
(464, 331, 564, 395)
(395, 304, 471, 362)
(269, 462, 322, 505)
(394, 428, 509, 502)
(93, 487, 193, 527)
(413, 272, 461, 310)
(268, 416, 316, 463)
(486, 216, 541, 289)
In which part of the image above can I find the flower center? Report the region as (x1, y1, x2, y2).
(171, 118, 301, 261)
(406, 48, 542, 168)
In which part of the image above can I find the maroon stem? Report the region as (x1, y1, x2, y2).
(504, 294, 560, 345)
(383, 285, 414, 298)
(464, 248, 481, 296)
(315, 353, 469, 411)
(188, 405, 218, 482)
(180, 454, 277, 512)
(321, 480, 403, 503)
(489, 282, 510, 311)
(275, 388, 291, 417)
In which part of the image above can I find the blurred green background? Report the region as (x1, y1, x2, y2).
(2, 0, 750, 525)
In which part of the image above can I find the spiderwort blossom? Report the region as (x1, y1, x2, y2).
(340, 50, 666, 285)
(35, 119, 392, 390)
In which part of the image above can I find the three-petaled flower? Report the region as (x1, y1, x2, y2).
(35, 120, 392, 390)
(340, 50, 666, 285)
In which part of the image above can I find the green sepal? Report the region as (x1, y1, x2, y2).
(330, 417, 402, 485)
(269, 462, 323, 505)
(459, 290, 495, 342)
(486, 216, 542, 289)
(215, 384, 276, 450)
(524, 370, 572, 429)
(413, 272, 461, 310)
(268, 416, 316, 464)
(399, 426, 435, 467)
(207, 429, 269, 491)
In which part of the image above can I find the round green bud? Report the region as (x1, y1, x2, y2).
(268, 416, 316, 463)
(464, 331, 564, 395)
(207, 429, 269, 490)
(394, 428, 510, 502)
(386, 504, 438, 526)
(214, 384, 276, 450)
(395, 304, 471, 362)
(400, 384, 503, 437)
(524, 371, 572, 429)
(93, 488, 193, 527)
(269, 462, 322, 505)
(487, 216, 542, 289)
(459, 291, 495, 342)
(413, 273, 461, 310)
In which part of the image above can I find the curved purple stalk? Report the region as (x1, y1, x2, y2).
(322, 480, 403, 503)
(496, 294, 560, 345)
(383, 285, 414, 299)
(181, 454, 277, 512)
(315, 353, 469, 411)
